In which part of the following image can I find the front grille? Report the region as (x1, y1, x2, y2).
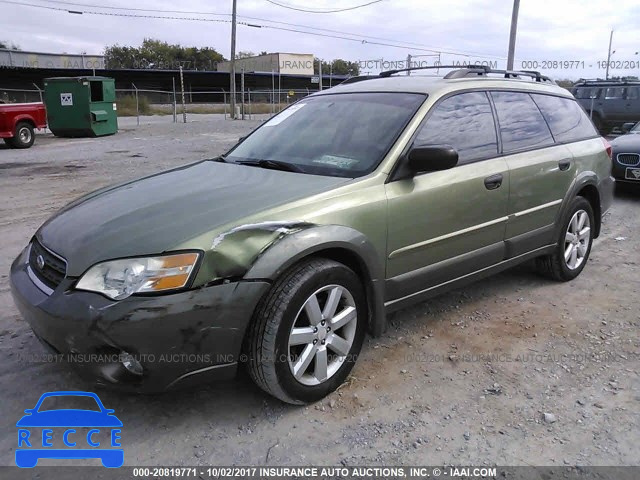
(29, 239, 67, 290)
(617, 153, 640, 166)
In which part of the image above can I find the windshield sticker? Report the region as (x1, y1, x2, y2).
(313, 155, 359, 169)
(263, 103, 306, 127)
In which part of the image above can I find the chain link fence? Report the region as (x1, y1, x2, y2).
(116, 87, 315, 123)
(1, 86, 317, 124)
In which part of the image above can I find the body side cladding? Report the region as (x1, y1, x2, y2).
(242, 225, 387, 337)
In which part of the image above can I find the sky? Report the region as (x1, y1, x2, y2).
(1, 0, 639, 80)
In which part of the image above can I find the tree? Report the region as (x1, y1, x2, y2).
(555, 79, 574, 89)
(0, 41, 21, 50)
(315, 58, 360, 76)
(104, 38, 225, 70)
(236, 51, 256, 59)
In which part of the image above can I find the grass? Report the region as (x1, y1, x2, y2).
(115, 95, 151, 116)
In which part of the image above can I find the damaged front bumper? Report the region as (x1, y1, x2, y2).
(9, 247, 271, 392)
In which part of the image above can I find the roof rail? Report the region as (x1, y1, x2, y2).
(378, 65, 554, 83)
(379, 65, 488, 77)
(574, 78, 640, 85)
(340, 75, 380, 85)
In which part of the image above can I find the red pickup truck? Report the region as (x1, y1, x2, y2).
(0, 102, 47, 149)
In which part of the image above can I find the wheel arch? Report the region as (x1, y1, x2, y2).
(558, 173, 602, 239)
(244, 225, 387, 337)
(13, 116, 37, 131)
(576, 183, 601, 238)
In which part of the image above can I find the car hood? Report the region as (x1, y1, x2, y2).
(16, 410, 123, 427)
(610, 133, 640, 151)
(37, 161, 349, 276)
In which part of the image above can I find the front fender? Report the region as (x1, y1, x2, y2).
(242, 224, 387, 337)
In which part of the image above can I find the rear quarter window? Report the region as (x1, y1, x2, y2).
(490, 91, 555, 153)
(531, 94, 598, 143)
(626, 87, 639, 100)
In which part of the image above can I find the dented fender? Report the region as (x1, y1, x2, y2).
(243, 224, 387, 337)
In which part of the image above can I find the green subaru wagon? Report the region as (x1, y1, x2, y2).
(10, 66, 614, 404)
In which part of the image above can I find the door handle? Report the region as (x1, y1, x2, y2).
(484, 173, 503, 190)
(559, 159, 571, 171)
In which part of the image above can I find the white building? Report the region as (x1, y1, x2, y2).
(217, 53, 315, 76)
(0, 48, 105, 70)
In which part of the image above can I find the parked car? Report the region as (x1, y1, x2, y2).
(571, 79, 640, 134)
(10, 66, 614, 404)
(610, 121, 640, 185)
(0, 102, 47, 148)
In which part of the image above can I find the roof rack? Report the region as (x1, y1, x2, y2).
(378, 65, 554, 83)
(340, 75, 380, 85)
(574, 78, 640, 85)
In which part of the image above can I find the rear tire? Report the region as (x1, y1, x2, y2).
(536, 196, 594, 282)
(245, 258, 367, 404)
(7, 121, 35, 149)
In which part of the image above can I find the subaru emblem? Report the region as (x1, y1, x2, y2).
(36, 255, 45, 271)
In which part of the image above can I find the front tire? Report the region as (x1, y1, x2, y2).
(536, 196, 594, 281)
(245, 258, 367, 404)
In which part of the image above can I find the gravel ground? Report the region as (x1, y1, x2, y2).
(0, 116, 638, 467)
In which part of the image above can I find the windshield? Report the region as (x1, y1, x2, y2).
(632, 122, 640, 133)
(225, 92, 426, 177)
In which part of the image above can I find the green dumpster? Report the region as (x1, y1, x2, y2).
(43, 76, 117, 137)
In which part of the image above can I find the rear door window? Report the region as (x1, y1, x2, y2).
(531, 94, 598, 143)
(490, 91, 555, 153)
(414, 91, 498, 165)
(604, 87, 624, 99)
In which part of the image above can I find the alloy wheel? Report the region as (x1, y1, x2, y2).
(564, 209, 591, 270)
(287, 285, 358, 386)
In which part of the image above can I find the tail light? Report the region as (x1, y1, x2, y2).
(602, 137, 612, 160)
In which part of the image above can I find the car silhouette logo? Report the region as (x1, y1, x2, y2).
(15, 391, 123, 468)
(36, 255, 45, 270)
(633, 169, 640, 179)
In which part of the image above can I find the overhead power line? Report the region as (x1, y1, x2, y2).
(27, 0, 232, 16)
(263, 0, 385, 14)
(15, 0, 507, 59)
(4, 0, 507, 60)
(1, 1, 230, 21)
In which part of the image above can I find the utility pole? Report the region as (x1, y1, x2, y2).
(506, 0, 520, 70)
(230, 0, 237, 119)
(605, 30, 614, 80)
(406, 54, 412, 75)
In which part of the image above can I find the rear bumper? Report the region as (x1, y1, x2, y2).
(10, 246, 271, 393)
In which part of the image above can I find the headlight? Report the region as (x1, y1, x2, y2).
(75, 252, 200, 300)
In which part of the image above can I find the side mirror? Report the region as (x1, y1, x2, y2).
(621, 122, 636, 134)
(407, 145, 458, 174)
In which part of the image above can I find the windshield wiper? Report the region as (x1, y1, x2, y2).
(236, 159, 303, 173)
